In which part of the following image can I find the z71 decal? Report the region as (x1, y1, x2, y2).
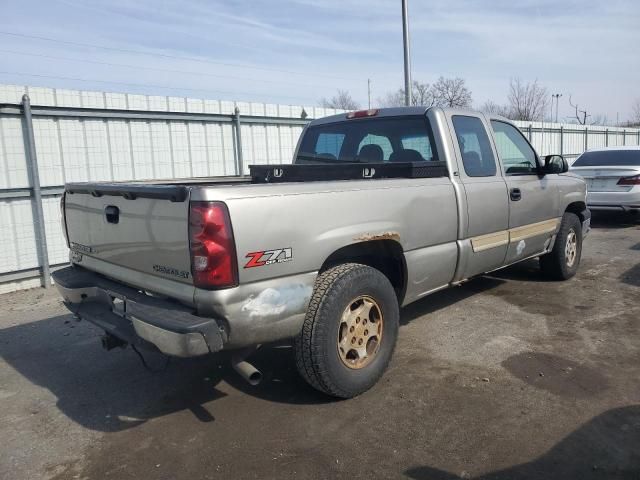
(245, 248, 293, 268)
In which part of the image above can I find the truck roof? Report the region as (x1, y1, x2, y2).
(308, 106, 497, 126)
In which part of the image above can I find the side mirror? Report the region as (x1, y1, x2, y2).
(542, 154, 568, 174)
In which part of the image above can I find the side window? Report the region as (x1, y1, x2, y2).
(358, 134, 393, 161)
(315, 132, 345, 159)
(451, 116, 497, 177)
(490, 121, 538, 175)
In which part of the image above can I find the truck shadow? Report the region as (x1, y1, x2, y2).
(404, 405, 640, 480)
(590, 211, 639, 229)
(0, 275, 512, 431)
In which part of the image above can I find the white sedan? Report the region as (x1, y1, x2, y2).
(570, 146, 640, 214)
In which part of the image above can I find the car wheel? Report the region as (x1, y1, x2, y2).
(294, 263, 399, 398)
(539, 212, 583, 280)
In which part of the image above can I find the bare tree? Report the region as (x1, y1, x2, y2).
(319, 90, 360, 110)
(567, 95, 592, 125)
(507, 78, 549, 121)
(480, 100, 511, 117)
(378, 81, 435, 107)
(431, 76, 473, 108)
(589, 114, 608, 126)
(631, 98, 640, 127)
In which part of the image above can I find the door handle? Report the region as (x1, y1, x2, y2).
(510, 188, 522, 201)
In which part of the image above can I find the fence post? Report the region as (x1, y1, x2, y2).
(233, 106, 244, 175)
(559, 126, 563, 155)
(605, 128, 609, 147)
(21, 94, 51, 288)
(528, 124, 532, 141)
(584, 126, 588, 151)
(622, 129, 626, 146)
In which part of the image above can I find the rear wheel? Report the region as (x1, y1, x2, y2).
(294, 263, 399, 398)
(540, 212, 583, 280)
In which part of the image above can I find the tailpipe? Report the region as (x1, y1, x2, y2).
(231, 348, 262, 386)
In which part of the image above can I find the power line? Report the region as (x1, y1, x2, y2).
(0, 71, 319, 104)
(0, 49, 338, 90)
(0, 30, 361, 82)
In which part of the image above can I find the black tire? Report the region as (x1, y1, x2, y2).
(294, 263, 399, 398)
(540, 212, 583, 280)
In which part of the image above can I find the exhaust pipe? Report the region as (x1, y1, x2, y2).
(231, 348, 262, 386)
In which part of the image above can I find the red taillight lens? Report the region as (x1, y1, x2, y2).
(617, 175, 640, 186)
(346, 109, 379, 119)
(189, 201, 238, 289)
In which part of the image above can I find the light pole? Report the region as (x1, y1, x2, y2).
(552, 93, 562, 123)
(402, 0, 412, 106)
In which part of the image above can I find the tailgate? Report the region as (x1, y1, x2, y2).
(64, 183, 194, 291)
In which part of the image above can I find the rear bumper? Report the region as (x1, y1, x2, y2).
(52, 266, 224, 357)
(587, 190, 640, 212)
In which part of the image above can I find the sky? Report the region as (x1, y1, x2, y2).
(1, 0, 639, 123)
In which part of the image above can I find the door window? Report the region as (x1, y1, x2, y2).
(452, 116, 497, 177)
(491, 121, 538, 175)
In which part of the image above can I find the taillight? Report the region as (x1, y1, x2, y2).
(617, 175, 640, 186)
(346, 109, 379, 119)
(189, 201, 238, 289)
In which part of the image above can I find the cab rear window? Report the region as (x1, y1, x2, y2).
(297, 116, 438, 164)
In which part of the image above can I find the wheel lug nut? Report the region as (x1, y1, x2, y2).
(351, 337, 355, 344)
(356, 317, 360, 323)
(364, 329, 368, 335)
(350, 326, 354, 333)
(358, 339, 363, 345)
(363, 319, 367, 325)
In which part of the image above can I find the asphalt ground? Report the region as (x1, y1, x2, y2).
(1, 211, 638, 480)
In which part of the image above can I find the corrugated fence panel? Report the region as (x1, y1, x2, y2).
(0, 82, 638, 292)
(84, 120, 112, 181)
(0, 116, 30, 188)
(0, 199, 39, 272)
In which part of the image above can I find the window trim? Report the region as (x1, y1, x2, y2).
(490, 119, 541, 177)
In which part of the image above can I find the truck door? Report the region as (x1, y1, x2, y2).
(449, 114, 510, 279)
(489, 120, 560, 264)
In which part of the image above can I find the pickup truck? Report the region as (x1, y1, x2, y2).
(53, 106, 590, 398)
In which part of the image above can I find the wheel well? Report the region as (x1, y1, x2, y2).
(565, 201, 587, 222)
(321, 240, 407, 302)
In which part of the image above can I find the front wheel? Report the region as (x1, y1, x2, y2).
(294, 263, 399, 398)
(539, 212, 583, 280)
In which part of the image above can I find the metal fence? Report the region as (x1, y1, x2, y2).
(0, 83, 639, 293)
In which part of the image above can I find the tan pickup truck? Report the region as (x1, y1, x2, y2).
(53, 106, 590, 398)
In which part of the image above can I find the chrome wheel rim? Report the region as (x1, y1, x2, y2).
(337, 296, 383, 369)
(565, 229, 578, 267)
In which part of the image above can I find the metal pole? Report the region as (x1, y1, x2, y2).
(605, 128, 609, 147)
(233, 106, 244, 175)
(584, 127, 588, 151)
(367, 79, 371, 109)
(560, 126, 563, 155)
(401, 0, 412, 106)
(21, 94, 51, 288)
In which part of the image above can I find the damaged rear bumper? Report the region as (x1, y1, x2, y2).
(52, 266, 224, 357)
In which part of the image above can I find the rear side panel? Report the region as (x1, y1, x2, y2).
(65, 192, 195, 302)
